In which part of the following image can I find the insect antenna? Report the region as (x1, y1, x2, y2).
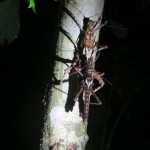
(69, 2, 102, 22)
(69, 2, 86, 18)
(101, 76, 112, 86)
(93, 15, 102, 30)
(105, 24, 133, 30)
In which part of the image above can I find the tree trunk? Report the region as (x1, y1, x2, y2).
(40, 0, 104, 149)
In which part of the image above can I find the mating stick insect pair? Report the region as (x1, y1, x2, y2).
(59, 6, 108, 123)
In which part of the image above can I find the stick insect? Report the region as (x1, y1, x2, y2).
(58, 6, 109, 123)
(73, 56, 105, 123)
(59, 6, 108, 83)
(63, 6, 108, 60)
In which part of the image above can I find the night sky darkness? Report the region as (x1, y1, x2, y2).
(1, 0, 150, 150)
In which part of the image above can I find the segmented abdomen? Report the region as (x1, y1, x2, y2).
(83, 86, 91, 123)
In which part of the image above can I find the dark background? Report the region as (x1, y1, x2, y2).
(1, 0, 150, 150)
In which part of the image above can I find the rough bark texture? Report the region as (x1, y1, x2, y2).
(41, 0, 104, 149)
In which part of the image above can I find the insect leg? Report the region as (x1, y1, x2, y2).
(97, 45, 108, 51)
(93, 15, 102, 30)
(60, 62, 77, 84)
(92, 71, 105, 93)
(74, 86, 84, 101)
(60, 53, 81, 84)
(59, 26, 77, 50)
(74, 67, 83, 76)
(90, 91, 102, 105)
(94, 45, 108, 62)
(63, 7, 82, 31)
(94, 18, 108, 31)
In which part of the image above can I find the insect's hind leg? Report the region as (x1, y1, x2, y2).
(90, 91, 102, 105)
(74, 87, 84, 101)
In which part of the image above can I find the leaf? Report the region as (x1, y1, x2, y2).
(28, 0, 36, 14)
(0, 0, 20, 46)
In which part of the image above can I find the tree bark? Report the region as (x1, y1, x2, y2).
(40, 0, 104, 149)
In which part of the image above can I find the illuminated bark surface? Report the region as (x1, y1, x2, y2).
(40, 0, 105, 149)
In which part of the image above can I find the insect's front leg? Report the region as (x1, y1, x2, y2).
(92, 71, 105, 93)
(97, 45, 108, 51)
(59, 26, 77, 50)
(63, 7, 82, 31)
(63, 7, 85, 47)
